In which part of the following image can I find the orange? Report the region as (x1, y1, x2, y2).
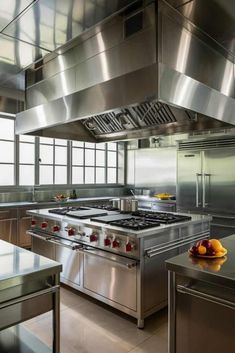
(209, 239, 223, 252)
(198, 245, 207, 255)
(215, 251, 224, 257)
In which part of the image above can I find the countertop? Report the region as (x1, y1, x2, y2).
(0, 240, 62, 290)
(135, 196, 176, 204)
(0, 197, 112, 209)
(166, 234, 235, 290)
(27, 208, 211, 239)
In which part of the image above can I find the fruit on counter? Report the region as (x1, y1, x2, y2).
(198, 245, 207, 255)
(189, 238, 227, 257)
(154, 192, 174, 200)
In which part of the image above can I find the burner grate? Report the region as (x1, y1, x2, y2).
(110, 217, 160, 230)
(132, 211, 191, 224)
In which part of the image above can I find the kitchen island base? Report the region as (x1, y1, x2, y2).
(166, 234, 235, 353)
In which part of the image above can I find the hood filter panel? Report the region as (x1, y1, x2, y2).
(82, 102, 177, 136)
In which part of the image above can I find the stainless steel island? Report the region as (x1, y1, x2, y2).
(166, 234, 235, 353)
(26, 207, 210, 328)
(0, 240, 62, 353)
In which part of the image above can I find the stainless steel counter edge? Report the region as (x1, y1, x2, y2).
(0, 240, 62, 290)
(166, 234, 235, 290)
(0, 197, 112, 209)
(27, 209, 211, 239)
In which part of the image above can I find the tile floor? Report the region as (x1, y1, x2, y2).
(24, 285, 168, 353)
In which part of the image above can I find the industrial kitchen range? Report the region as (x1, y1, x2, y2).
(27, 204, 211, 328)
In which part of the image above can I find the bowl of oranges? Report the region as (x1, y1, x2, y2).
(189, 238, 227, 258)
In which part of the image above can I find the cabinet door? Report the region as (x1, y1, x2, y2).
(19, 217, 32, 248)
(203, 148, 235, 212)
(177, 151, 202, 211)
(55, 245, 82, 287)
(0, 219, 17, 244)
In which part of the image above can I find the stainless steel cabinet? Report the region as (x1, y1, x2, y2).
(175, 282, 235, 353)
(177, 151, 201, 211)
(18, 213, 32, 248)
(0, 210, 17, 245)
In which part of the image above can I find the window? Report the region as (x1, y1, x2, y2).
(0, 117, 15, 185)
(0, 116, 122, 187)
(39, 138, 67, 185)
(19, 135, 35, 185)
(72, 142, 118, 184)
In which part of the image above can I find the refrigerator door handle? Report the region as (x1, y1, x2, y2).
(203, 173, 211, 207)
(196, 173, 202, 207)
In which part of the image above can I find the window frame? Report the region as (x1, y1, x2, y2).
(0, 116, 123, 189)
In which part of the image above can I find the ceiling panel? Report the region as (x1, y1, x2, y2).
(0, 33, 49, 80)
(2, 0, 140, 51)
(0, 0, 35, 32)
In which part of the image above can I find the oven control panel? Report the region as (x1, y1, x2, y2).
(30, 217, 139, 257)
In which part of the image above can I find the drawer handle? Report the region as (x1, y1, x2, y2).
(177, 285, 235, 310)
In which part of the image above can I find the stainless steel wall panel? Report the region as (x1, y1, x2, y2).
(134, 148, 176, 192)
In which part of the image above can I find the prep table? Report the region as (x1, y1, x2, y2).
(166, 234, 235, 353)
(0, 240, 62, 353)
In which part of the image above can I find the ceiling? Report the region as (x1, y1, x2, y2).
(1, 0, 235, 91)
(0, 0, 140, 91)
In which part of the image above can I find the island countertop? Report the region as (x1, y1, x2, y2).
(166, 234, 235, 290)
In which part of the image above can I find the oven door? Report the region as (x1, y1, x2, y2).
(83, 248, 138, 311)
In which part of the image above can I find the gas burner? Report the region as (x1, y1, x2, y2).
(110, 217, 160, 230)
(87, 204, 119, 211)
(48, 206, 89, 215)
(132, 211, 191, 224)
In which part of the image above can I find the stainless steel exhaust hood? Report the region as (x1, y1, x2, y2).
(16, 0, 235, 142)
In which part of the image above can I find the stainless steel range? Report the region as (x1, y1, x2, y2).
(27, 206, 211, 328)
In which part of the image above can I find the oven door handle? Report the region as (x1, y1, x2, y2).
(82, 247, 137, 269)
(27, 230, 51, 241)
(46, 237, 82, 251)
(145, 233, 209, 258)
(177, 285, 235, 310)
(145, 232, 209, 257)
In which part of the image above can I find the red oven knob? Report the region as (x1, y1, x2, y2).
(126, 242, 133, 252)
(52, 225, 60, 232)
(112, 239, 120, 248)
(31, 219, 36, 227)
(90, 233, 98, 242)
(104, 238, 111, 246)
(41, 221, 48, 229)
(67, 228, 75, 236)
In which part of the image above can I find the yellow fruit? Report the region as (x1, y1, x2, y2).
(215, 251, 224, 257)
(221, 247, 227, 252)
(209, 239, 223, 252)
(198, 245, 207, 255)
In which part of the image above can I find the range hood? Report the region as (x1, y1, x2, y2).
(16, 0, 235, 142)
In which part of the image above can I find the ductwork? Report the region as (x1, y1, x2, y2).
(16, 0, 235, 142)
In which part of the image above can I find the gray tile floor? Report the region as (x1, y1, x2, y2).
(24, 286, 168, 353)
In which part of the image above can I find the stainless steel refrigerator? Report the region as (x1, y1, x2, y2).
(177, 138, 235, 237)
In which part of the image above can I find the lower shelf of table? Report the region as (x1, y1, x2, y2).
(0, 325, 51, 353)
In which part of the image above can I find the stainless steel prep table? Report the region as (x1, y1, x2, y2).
(0, 240, 62, 353)
(166, 234, 235, 353)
